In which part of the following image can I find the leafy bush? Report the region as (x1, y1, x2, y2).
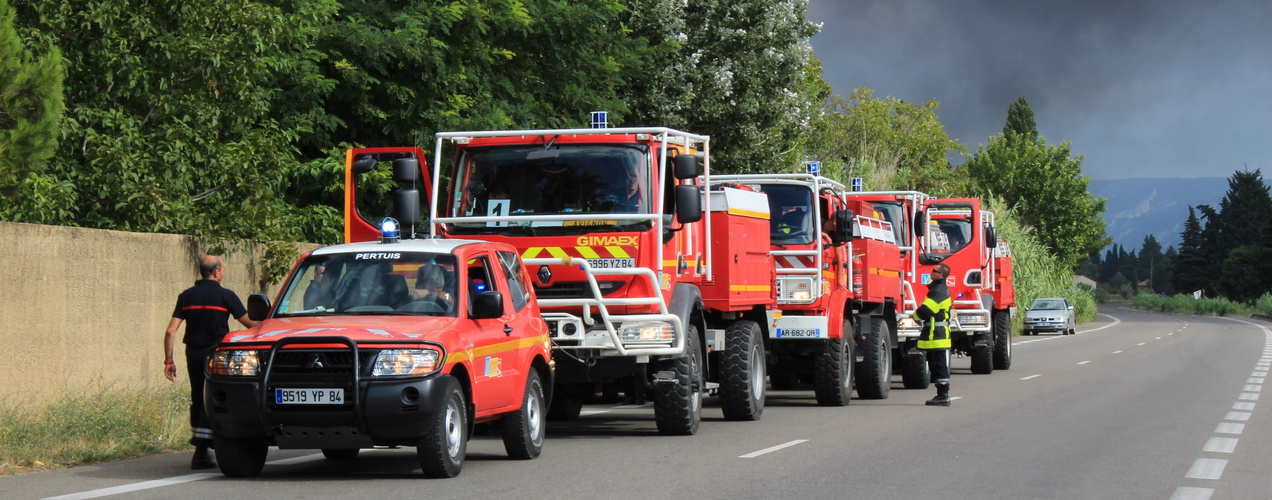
(1133, 293, 1252, 317)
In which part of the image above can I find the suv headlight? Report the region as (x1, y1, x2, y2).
(208, 350, 263, 376)
(621, 322, 674, 342)
(372, 349, 442, 376)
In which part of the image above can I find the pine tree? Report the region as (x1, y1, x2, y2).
(1173, 207, 1206, 295)
(0, 0, 64, 195)
(1217, 169, 1272, 250)
(1002, 95, 1038, 143)
(1139, 235, 1163, 291)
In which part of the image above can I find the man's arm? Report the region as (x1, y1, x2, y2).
(164, 317, 182, 381)
(237, 314, 260, 329)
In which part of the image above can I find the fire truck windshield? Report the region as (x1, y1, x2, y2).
(274, 252, 460, 317)
(761, 185, 816, 245)
(449, 144, 651, 234)
(872, 201, 909, 247)
(936, 219, 972, 253)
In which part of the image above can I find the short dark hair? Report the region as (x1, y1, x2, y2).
(200, 257, 223, 279)
(933, 264, 951, 277)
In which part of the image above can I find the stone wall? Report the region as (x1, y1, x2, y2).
(0, 221, 320, 401)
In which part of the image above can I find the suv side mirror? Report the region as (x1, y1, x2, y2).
(834, 209, 854, 244)
(673, 154, 701, 180)
(675, 184, 703, 223)
(393, 157, 420, 183)
(472, 291, 504, 319)
(247, 293, 271, 322)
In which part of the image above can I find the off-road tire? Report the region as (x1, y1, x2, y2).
(970, 340, 994, 374)
(321, 448, 359, 460)
(652, 325, 702, 435)
(720, 320, 766, 421)
(813, 320, 854, 406)
(213, 436, 268, 478)
(901, 347, 930, 389)
(418, 377, 467, 478)
(992, 310, 1012, 370)
(502, 370, 545, 460)
(855, 316, 891, 399)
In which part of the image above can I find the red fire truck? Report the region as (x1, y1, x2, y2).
(845, 192, 1015, 385)
(712, 172, 903, 404)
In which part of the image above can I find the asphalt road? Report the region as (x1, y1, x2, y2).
(4, 305, 1269, 500)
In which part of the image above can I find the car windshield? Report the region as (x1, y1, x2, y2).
(1031, 299, 1065, 310)
(448, 144, 652, 235)
(760, 184, 816, 246)
(274, 252, 460, 317)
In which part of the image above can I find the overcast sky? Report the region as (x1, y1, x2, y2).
(806, 0, 1272, 180)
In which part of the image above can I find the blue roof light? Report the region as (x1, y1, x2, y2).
(805, 161, 820, 175)
(591, 111, 608, 129)
(381, 218, 400, 243)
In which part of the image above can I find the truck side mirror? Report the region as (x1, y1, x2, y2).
(247, 293, 271, 322)
(352, 157, 377, 174)
(471, 291, 504, 319)
(393, 158, 419, 184)
(834, 209, 854, 244)
(675, 184, 703, 223)
(394, 189, 420, 228)
(912, 215, 926, 239)
(673, 154, 701, 180)
(984, 225, 998, 248)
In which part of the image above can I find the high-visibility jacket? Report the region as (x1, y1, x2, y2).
(914, 281, 952, 350)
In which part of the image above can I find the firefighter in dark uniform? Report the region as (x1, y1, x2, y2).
(915, 263, 953, 406)
(163, 255, 258, 469)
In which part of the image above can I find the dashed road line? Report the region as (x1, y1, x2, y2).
(1020, 374, 1041, 380)
(579, 410, 609, 416)
(1184, 458, 1227, 480)
(1077, 361, 1091, 365)
(1137, 343, 1146, 346)
(1113, 350, 1124, 354)
(1215, 422, 1244, 434)
(739, 439, 808, 458)
(1203, 437, 1238, 453)
(43, 474, 220, 500)
(1171, 487, 1214, 500)
(265, 454, 324, 466)
(1233, 402, 1256, 411)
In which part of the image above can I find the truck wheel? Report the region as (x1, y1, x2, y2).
(720, 320, 766, 421)
(854, 316, 891, 400)
(992, 310, 1012, 370)
(418, 377, 467, 478)
(901, 346, 930, 389)
(970, 338, 994, 374)
(546, 385, 584, 421)
(653, 325, 702, 435)
(213, 436, 268, 478)
(813, 320, 854, 406)
(321, 448, 359, 460)
(502, 370, 546, 460)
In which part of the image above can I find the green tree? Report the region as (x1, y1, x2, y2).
(1002, 95, 1037, 143)
(964, 132, 1109, 269)
(1138, 234, 1163, 290)
(0, 0, 63, 198)
(810, 88, 966, 194)
(1216, 169, 1272, 250)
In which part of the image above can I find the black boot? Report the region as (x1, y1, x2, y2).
(925, 383, 951, 406)
(191, 445, 217, 470)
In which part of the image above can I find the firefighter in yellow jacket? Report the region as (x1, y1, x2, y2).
(915, 264, 953, 406)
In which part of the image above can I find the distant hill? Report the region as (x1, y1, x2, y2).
(1088, 177, 1229, 252)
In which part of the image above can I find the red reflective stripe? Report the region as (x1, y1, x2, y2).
(182, 305, 229, 312)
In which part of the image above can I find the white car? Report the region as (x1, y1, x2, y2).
(1023, 297, 1076, 335)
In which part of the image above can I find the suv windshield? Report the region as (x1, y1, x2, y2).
(761, 184, 815, 246)
(448, 144, 651, 235)
(275, 252, 460, 317)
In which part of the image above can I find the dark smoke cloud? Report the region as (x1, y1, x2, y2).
(807, 0, 1272, 180)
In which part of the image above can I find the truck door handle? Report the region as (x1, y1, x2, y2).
(504, 325, 513, 336)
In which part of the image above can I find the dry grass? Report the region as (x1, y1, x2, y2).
(0, 383, 190, 475)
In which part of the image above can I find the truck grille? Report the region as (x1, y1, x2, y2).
(269, 350, 375, 375)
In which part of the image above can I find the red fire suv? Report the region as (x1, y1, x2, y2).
(203, 225, 552, 478)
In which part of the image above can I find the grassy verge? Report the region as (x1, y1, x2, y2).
(1132, 293, 1253, 316)
(0, 383, 191, 475)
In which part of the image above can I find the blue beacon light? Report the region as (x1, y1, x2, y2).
(381, 218, 400, 243)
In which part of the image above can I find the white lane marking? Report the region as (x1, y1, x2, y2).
(1185, 458, 1227, 480)
(611, 402, 654, 409)
(1169, 332, 1175, 336)
(1171, 487, 1214, 500)
(739, 439, 809, 458)
(950, 396, 963, 401)
(1224, 411, 1252, 421)
(1233, 402, 1256, 411)
(1113, 350, 1123, 354)
(1254, 371, 1269, 377)
(1077, 361, 1091, 365)
(265, 454, 325, 466)
(43, 473, 220, 499)
(1156, 337, 1163, 340)
(1021, 374, 1041, 380)
(1203, 437, 1239, 453)
(1243, 384, 1262, 392)
(579, 410, 609, 416)
(1249, 378, 1266, 384)
(1138, 343, 1147, 346)
(1239, 392, 1260, 401)
(1216, 422, 1245, 434)
(1075, 313, 1121, 334)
